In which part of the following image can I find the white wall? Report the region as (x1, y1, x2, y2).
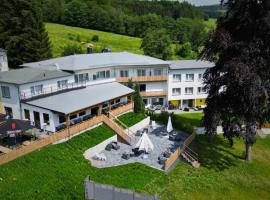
(0, 83, 21, 119)
(168, 68, 208, 101)
(21, 103, 57, 132)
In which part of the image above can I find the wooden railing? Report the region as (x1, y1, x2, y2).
(163, 133, 196, 171)
(102, 115, 132, 145)
(116, 75, 167, 83)
(109, 102, 134, 117)
(140, 91, 167, 97)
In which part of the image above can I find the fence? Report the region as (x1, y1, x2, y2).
(85, 176, 158, 200)
(109, 102, 133, 117)
(163, 133, 196, 171)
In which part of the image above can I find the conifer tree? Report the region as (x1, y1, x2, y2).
(0, 0, 51, 68)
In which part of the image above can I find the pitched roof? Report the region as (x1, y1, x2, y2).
(169, 60, 214, 70)
(0, 68, 72, 85)
(21, 52, 169, 71)
(24, 82, 134, 114)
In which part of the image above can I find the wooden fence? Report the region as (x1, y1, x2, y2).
(163, 133, 196, 171)
(0, 103, 134, 165)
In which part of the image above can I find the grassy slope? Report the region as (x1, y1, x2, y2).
(117, 112, 146, 127)
(1, 113, 269, 200)
(46, 23, 143, 57)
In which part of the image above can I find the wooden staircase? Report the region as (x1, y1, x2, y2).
(181, 145, 200, 168)
(102, 115, 133, 145)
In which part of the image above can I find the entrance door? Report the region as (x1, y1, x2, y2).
(4, 107, 13, 118)
(188, 99, 193, 107)
(33, 111, 41, 128)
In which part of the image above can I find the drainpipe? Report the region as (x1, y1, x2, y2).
(17, 85, 23, 119)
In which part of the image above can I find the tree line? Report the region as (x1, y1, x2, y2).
(37, 0, 211, 53)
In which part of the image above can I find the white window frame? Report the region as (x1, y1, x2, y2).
(198, 87, 206, 94)
(185, 87, 193, 95)
(198, 74, 203, 82)
(172, 88, 181, 96)
(153, 68, 162, 76)
(30, 84, 43, 95)
(173, 74, 181, 82)
(186, 74, 194, 82)
(1, 86, 10, 98)
(120, 70, 129, 77)
(57, 80, 68, 89)
(137, 69, 146, 77)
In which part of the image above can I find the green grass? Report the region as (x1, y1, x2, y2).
(204, 18, 217, 31)
(46, 23, 143, 57)
(117, 112, 146, 128)
(1, 114, 270, 200)
(176, 113, 204, 127)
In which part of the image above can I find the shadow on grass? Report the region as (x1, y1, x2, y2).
(194, 135, 242, 171)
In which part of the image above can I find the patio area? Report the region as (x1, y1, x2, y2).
(85, 123, 189, 170)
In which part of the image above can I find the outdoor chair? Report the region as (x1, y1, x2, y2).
(135, 130, 141, 136)
(122, 152, 130, 160)
(143, 128, 149, 133)
(158, 156, 167, 165)
(184, 107, 190, 112)
(163, 151, 171, 158)
(105, 143, 113, 151)
(111, 141, 120, 150)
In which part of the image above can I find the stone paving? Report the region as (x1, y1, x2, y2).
(88, 124, 189, 170)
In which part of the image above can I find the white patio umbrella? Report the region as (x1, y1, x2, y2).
(167, 116, 173, 133)
(135, 133, 154, 153)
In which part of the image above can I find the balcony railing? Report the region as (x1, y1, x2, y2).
(116, 75, 167, 83)
(20, 82, 86, 101)
(140, 91, 167, 97)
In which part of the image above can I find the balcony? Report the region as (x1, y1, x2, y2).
(20, 82, 86, 101)
(116, 75, 167, 83)
(140, 91, 167, 97)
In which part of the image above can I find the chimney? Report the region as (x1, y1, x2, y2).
(87, 44, 94, 54)
(0, 48, 9, 72)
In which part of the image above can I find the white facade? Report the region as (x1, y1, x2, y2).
(0, 50, 9, 72)
(168, 68, 208, 108)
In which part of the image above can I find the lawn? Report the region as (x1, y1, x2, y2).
(176, 112, 204, 127)
(117, 112, 146, 127)
(46, 23, 143, 57)
(0, 113, 270, 200)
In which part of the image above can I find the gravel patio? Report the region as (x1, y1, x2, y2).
(87, 123, 189, 170)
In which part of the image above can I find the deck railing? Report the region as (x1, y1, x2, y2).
(116, 75, 167, 83)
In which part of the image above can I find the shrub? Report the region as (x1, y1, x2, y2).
(92, 35, 99, 42)
(76, 35, 81, 42)
(61, 44, 84, 56)
(150, 111, 195, 134)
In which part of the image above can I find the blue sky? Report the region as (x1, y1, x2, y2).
(180, 0, 220, 6)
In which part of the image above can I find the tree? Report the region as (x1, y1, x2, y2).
(0, 0, 51, 68)
(201, 0, 270, 161)
(141, 29, 172, 60)
(127, 79, 134, 89)
(133, 83, 145, 114)
(176, 42, 196, 59)
(61, 44, 84, 56)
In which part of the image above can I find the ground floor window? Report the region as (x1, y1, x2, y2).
(69, 114, 77, 120)
(59, 115, 65, 124)
(24, 109, 30, 120)
(143, 99, 148, 105)
(139, 84, 146, 92)
(79, 111, 86, 117)
(43, 113, 50, 125)
(4, 107, 13, 118)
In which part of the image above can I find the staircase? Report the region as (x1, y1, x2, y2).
(181, 145, 200, 168)
(102, 115, 133, 145)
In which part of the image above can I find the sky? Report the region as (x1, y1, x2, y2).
(179, 0, 220, 6)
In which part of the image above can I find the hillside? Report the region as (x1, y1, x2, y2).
(46, 23, 143, 57)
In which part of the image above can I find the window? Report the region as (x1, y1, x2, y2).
(172, 88, 181, 96)
(198, 87, 206, 94)
(24, 109, 30, 120)
(139, 84, 146, 92)
(185, 87, 194, 94)
(198, 74, 203, 81)
(75, 73, 89, 83)
(153, 68, 162, 76)
(79, 111, 86, 117)
(30, 85, 43, 95)
(57, 80, 68, 89)
(69, 114, 77, 120)
(43, 113, 50, 125)
(96, 70, 110, 79)
(143, 99, 148, 105)
(59, 115, 65, 124)
(137, 69, 146, 76)
(115, 99, 121, 104)
(173, 74, 181, 82)
(1, 86, 10, 98)
(186, 74, 194, 82)
(4, 107, 13, 118)
(120, 70, 129, 77)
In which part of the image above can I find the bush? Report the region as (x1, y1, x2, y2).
(76, 35, 81, 42)
(150, 112, 195, 134)
(61, 44, 84, 56)
(92, 35, 99, 42)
